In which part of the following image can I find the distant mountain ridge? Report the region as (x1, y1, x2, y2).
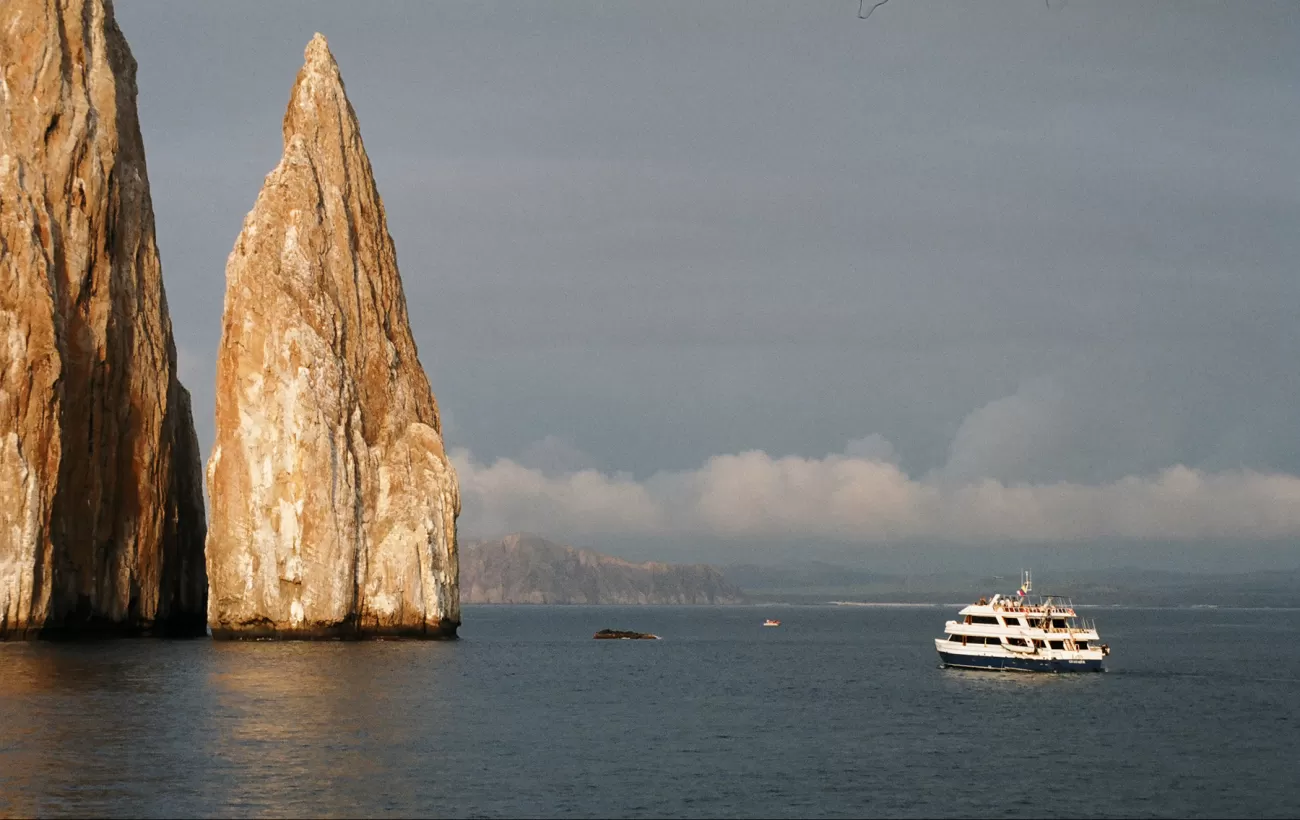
(461, 534, 748, 605)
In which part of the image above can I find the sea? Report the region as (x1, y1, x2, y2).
(1, 604, 1297, 818)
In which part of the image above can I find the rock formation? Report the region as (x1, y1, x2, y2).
(0, 0, 207, 638)
(205, 34, 459, 639)
(592, 629, 659, 640)
(462, 534, 748, 605)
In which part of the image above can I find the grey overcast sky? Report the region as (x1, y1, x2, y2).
(114, 1, 1300, 570)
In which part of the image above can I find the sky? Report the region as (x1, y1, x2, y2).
(113, 1, 1300, 571)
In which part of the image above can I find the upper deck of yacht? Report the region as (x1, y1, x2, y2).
(951, 591, 1100, 638)
(957, 593, 1077, 619)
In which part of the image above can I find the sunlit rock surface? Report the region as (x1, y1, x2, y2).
(206, 34, 459, 639)
(0, 0, 207, 638)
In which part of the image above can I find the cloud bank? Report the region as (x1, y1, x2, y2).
(451, 381, 1300, 545)
(452, 445, 1300, 544)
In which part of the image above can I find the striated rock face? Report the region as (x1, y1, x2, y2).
(462, 534, 748, 605)
(0, 0, 207, 638)
(205, 34, 459, 639)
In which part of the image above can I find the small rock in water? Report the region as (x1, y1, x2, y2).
(593, 629, 659, 640)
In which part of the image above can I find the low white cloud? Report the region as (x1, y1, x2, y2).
(451, 443, 1300, 544)
(451, 379, 1300, 545)
(452, 450, 661, 538)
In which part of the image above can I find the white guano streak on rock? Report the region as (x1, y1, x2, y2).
(0, 431, 38, 625)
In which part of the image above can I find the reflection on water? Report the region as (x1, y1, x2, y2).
(0, 644, 210, 817)
(937, 666, 1108, 690)
(1, 607, 1298, 818)
(0, 642, 462, 818)
(202, 643, 458, 817)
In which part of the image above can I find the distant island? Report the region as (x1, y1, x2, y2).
(459, 535, 1300, 609)
(460, 534, 747, 605)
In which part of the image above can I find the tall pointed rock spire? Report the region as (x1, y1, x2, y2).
(206, 34, 460, 638)
(0, 0, 207, 637)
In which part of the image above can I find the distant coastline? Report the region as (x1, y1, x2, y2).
(827, 601, 944, 607)
(461, 534, 747, 605)
(457, 536, 1300, 609)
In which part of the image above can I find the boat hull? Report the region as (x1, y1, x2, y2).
(938, 651, 1103, 673)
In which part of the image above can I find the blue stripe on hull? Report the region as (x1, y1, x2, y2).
(938, 651, 1104, 673)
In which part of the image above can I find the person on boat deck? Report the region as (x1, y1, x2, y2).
(977, 597, 988, 605)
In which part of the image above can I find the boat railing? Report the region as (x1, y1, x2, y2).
(951, 621, 1099, 635)
(965, 615, 1099, 634)
(1036, 617, 1099, 634)
(992, 597, 1089, 618)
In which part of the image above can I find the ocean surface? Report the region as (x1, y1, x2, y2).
(1, 604, 1298, 818)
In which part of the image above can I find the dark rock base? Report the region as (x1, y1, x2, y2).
(0, 612, 209, 641)
(593, 628, 659, 640)
(210, 618, 460, 641)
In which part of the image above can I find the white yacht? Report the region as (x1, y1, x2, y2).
(935, 571, 1110, 673)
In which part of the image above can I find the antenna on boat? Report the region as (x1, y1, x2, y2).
(1019, 569, 1032, 597)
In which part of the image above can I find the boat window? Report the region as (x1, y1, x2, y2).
(984, 636, 1001, 645)
(1006, 637, 1028, 647)
(970, 616, 999, 625)
(1076, 641, 1088, 649)
(948, 634, 963, 642)
(1049, 640, 1065, 650)
(1002, 617, 1022, 627)
(1032, 639, 1045, 648)
(1051, 619, 1068, 629)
